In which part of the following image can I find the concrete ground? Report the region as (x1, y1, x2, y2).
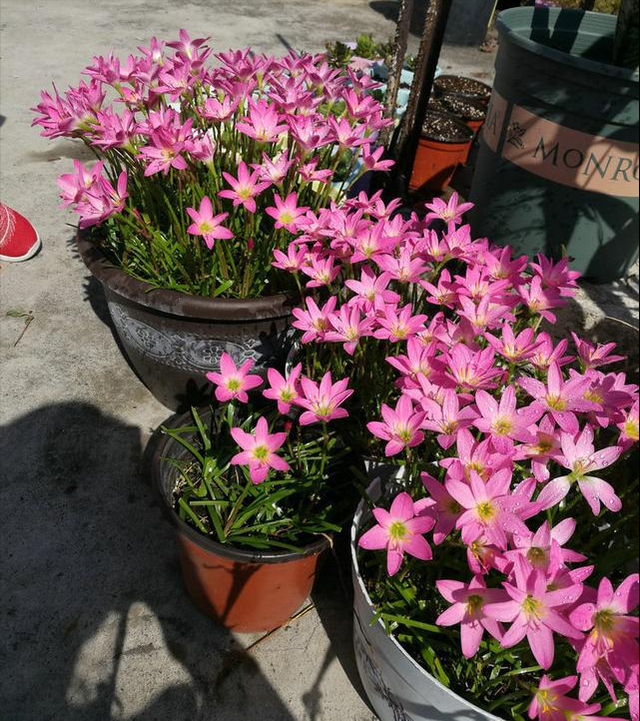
(0, 1, 637, 720)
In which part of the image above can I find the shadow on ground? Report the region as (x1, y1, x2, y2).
(0, 402, 298, 720)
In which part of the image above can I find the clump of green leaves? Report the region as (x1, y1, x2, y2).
(164, 405, 360, 552)
(325, 34, 395, 68)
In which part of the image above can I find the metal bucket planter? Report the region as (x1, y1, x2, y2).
(78, 231, 295, 410)
(351, 476, 502, 721)
(151, 408, 329, 633)
(469, 8, 639, 283)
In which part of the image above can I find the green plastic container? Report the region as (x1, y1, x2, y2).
(469, 8, 639, 283)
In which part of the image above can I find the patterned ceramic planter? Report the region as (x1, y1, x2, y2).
(78, 231, 295, 410)
(351, 475, 501, 721)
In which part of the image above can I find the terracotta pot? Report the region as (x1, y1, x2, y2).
(77, 230, 295, 411)
(151, 410, 329, 633)
(436, 93, 487, 140)
(410, 114, 474, 192)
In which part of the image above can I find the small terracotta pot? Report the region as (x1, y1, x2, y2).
(151, 411, 329, 633)
(436, 93, 487, 138)
(410, 115, 474, 192)
(173, 526, 327, 633)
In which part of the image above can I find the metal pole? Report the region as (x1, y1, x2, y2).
(388, 0, 453, 198)
(380, 0, 415, 147)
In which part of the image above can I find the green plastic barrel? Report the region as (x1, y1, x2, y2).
(469, 8, 639, 283)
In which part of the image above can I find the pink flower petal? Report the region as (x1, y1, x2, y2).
(436, 603, 466, 627)
(527, 624, 554, 669)
(537, 476, 571, 510)
(403, 534, 432, 561)
(358, 524, 389, 551)
(611, 574, 639, 614)
(578, 477, 622, 515)
(389, 492, 415, 522)
(460, 620, 484, 658)
(386, 548, 403, 576)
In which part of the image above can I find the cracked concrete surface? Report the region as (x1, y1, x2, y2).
(0, 1, 637, 720)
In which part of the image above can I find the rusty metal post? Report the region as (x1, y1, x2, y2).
(380, 0, 415, 146)
(388, 0, 453, 197)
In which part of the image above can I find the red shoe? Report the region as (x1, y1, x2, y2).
(0, 203, 41, 262)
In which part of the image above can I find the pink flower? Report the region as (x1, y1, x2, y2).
(292, 296, 337, 343)
(436, 575, 506, 658)
(358, 492, 435, 575)
(571, 332, 625, 370)
(482, 246, 528, 284)
(529, 334, 574, 371)
(424, 192, 474, 226)
(258, 152, 292, 185)
(360, 143, 394, 172)
(324, 304, 374, 355)
(519, 276, 563, 323)
(519, 362, 599, 434)
(376, 247, 427, 284)
(262, 363, 302, 414)
(236, 99, 287, 142)
(528, 675, 581, 720)
(563, 704, 626, 721)
(200, 95, 238, 122)
(230, 416, 289, 484)
(421, 389, 478, 450)
(518, 416, 562, 482)
(57, 159, 104, 206)
(299, 159, 333, 184)
(454, 265, 511, 304)
(485, 557, 583, 669)
(617, 399, 639, 449)
(447, 469, 531, 549)
(530, 254, 580, 296)
(374, 303, 427, 343)
(446, 345, 504, 391)
(440, 427, 513, 483)
(344, 267, 399, 311)
(166, 28, 209, 61)
(301, 254, 340, 288)
(421, 268, 457, 308)
(205, 352, 263, 403)
(367, 396, 425, 456)
(504, 519, 586, 570)
(457, 295, 512, 335)
(386, 338, 445, 386)
(266, 192, 309, 233)
(537, 425, 623, 514)
(420, 472, 463, 544)
(295, 372, 353, 425)
(138, 123, 194, 176)
(485, 325, 543, 363)
(186, 196, 234, 249)
(218, 161, 270, 213)
(473, 385, 545, 454)
(272, 242, 307, 273)
(570, 574, 639, 675)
